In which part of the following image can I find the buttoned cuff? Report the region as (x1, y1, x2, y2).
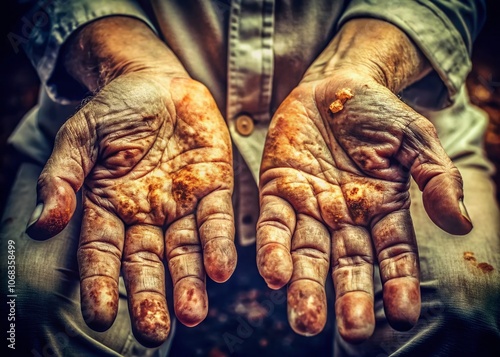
(23, 0, 157, 104)
(338, 0, 472, 110)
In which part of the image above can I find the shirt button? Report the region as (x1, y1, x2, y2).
(235, 114, 254, 136)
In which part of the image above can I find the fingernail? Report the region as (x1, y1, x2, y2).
(26, 203, 43, 230)
(459, 199, 472, 225)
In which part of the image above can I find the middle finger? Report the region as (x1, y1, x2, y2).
(122, 224, 170, 347)
(331, 224, 375, 343)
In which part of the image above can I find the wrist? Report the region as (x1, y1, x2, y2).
(64, 16, 188, 92)
(303, 18, 431, 92)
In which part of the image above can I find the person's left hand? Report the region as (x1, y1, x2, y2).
(256, 72, 472, 342)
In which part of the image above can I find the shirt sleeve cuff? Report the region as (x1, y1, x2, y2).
(338, 0, 472, 110)
(24, 0, 157, 104)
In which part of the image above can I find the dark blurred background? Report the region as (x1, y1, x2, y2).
(0, 1, 499, 357)
(1, 2, 39, 214)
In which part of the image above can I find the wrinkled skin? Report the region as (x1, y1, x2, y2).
(257, 73, 472, 342)
(27, 72, 237, 347)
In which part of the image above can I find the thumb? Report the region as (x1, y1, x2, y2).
(419, 172, 472, 235)
(400, 118, 472, 235)
(26, 111, 96, 240)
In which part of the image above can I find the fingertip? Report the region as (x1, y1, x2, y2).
(287, 280, 327, 336)
(134, 329, 170, 349)
(129, 293, 171, 348)
(424, 191, 473, 235)
(204, 238, 237, 283)
(423, 184, 473, 235)
(383, 278, 420, 331)
(26, 181, 77, 240)
(335, 292, 375, 344)
(174, 278, 208, 327)
(257, 243, 293, 289)
(80, 277, 119, 332)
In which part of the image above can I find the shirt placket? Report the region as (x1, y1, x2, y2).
(227, 0, 275, 245)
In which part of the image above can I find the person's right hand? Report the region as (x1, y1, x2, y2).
(26, 58, 236, 347)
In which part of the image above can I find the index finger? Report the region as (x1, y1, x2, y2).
(122, 224, 170, 347)
(256, 195, 295, 289)
(332, 224, 375, 343)
(196, 189, 237, 283)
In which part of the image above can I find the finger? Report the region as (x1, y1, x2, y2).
(26, 111, 95, 240)
(287, 214, 330, 336)
(196, 189, 237, 283)
(122, 224, 170, 347)
(371, 209, 420, 331)
(165, 215, 208, 327)
(331, 225, 375, 343)
(256, 195, 295, 289)
(399, 117, 472, 235)
(77, 198, 123, 332)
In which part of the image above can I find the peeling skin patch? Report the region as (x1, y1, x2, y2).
(329, 88, 354, 114)
(463, 251, 494, 273)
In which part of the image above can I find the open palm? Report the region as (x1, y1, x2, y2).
(257, 74, 472, 342)
(27, 73, 236, 346)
